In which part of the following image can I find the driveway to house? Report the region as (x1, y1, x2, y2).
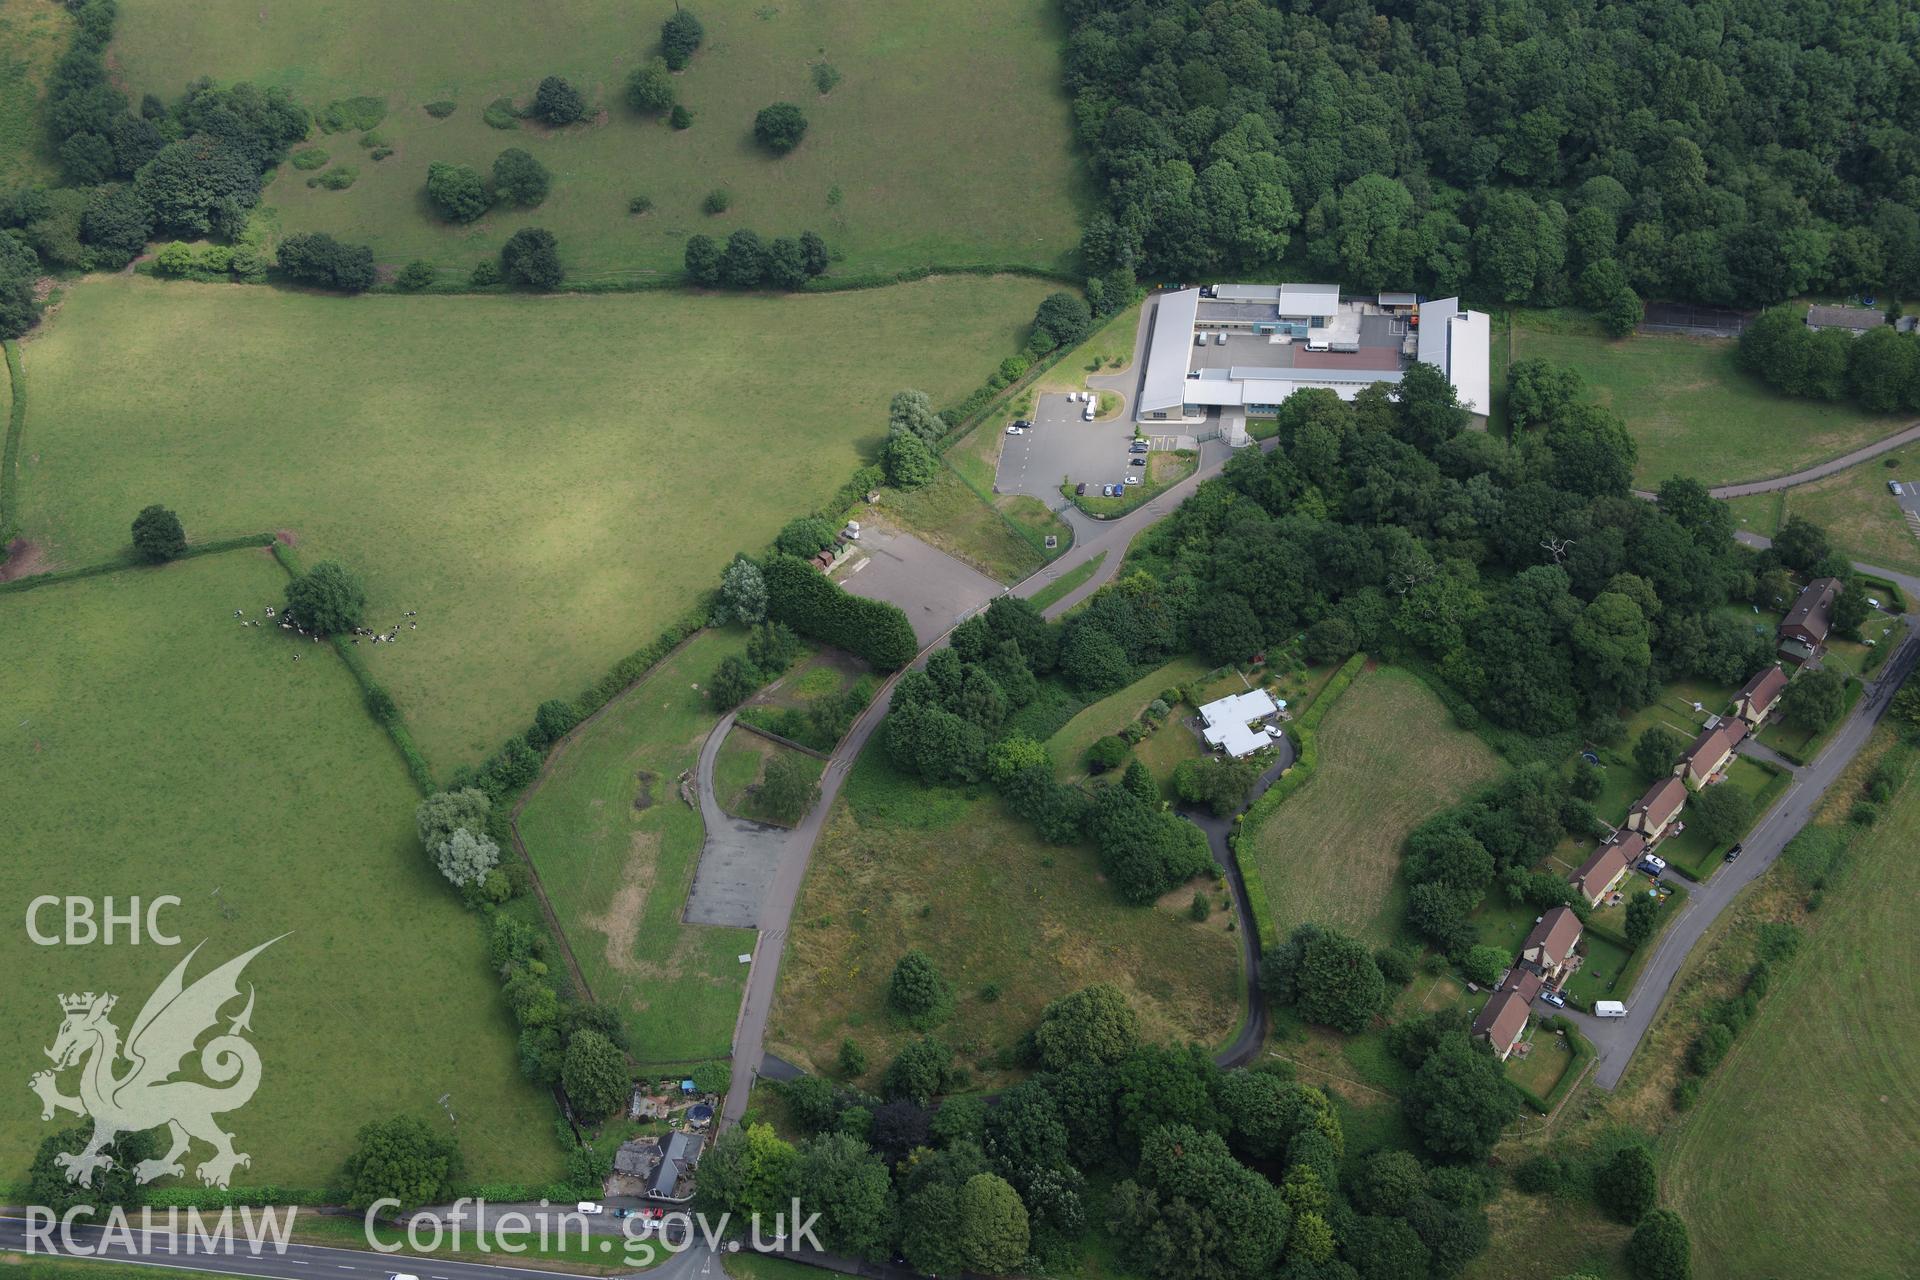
(1568, 599, 1920, 1088)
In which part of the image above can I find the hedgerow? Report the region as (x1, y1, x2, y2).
(761, 553, 917, 670)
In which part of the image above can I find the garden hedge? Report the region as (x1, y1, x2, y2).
(761, 552, 917, 670)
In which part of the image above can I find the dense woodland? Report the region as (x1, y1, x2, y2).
(1066, 0, 1920, 313)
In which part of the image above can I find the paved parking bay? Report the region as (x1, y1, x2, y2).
(995, 393, 1148, 500)
(834, 526, 1003, 647)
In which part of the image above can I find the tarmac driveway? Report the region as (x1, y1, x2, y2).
(834, 525, 1002, 647)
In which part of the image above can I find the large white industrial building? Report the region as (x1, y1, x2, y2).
(1136, 284, 1491, 428)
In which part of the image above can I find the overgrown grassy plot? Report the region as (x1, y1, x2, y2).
(0, 552, 561, 1185)
(109, 0, 1086, 280)
(1733, 444, 1920, 578)
(16, 273, 1053, 767)
(514, 628, 755, 1063)
(764, 745, 1242, 1088)
(1510, 311, 1907, 488)
(1663, 757, 1920, 1280)
(0, 0, 71, 186)
(713, 727, 824, 826)
(1244, 666, 1503, 947)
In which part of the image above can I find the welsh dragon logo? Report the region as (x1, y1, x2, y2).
(30, 937, 282, 1189)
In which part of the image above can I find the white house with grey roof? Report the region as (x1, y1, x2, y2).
(1136, 285, 1491, 430)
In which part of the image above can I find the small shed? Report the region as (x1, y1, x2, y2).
(686, 1103, 714, 1130)
(680, 1078, 698, 1096)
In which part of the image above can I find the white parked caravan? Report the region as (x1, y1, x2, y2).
(1594, 1001, 1628, 1018)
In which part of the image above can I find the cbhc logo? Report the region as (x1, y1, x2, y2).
(26, 896, 182, 945)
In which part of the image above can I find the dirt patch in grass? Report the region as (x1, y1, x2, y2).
(274, 527, 299, 546)
(633, 770, 655, 810)
(582, 831, 661, 977)
(0, 537, 48, 581)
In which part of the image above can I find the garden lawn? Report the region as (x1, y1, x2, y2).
(1664, 765, 1920, 1280)
(1245, 665, 1503, 947)
(513, 627, 755, 1063)
(16, 273, 1053, 767)
(1745, 444, 1920, 578)
(1046, 654, 1214, 784)
(1561, 933, 1633, 1009)
(1504, 1028, 1574, 1098)
(1658, 755, 1783, 879)
(0, 551, 561, 1186)
(713, 726, 825, 827)
(0, 0, 70, 186)
(1510, 311, 1907, 487)
(108, 0, 1085, 281)
(764, 746, 1242, 1087)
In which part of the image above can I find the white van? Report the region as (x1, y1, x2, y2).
(1594, 1000, 1628, 1018)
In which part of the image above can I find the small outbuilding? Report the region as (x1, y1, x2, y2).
(1805, 305, 1886, 334)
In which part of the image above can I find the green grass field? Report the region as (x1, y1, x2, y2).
(766, 744, 1242, 1087)
(513, 627, 756, 1063)
(1046, 654, 1213, 783)
(1664, 759, 1920, 1279)
(0, 0, 70, 187)
(1734, 445, 1920, 577)
(1511, 311, 1908, 488)
(0, 551, 561, 1186)
(108, 0, 1086, 281)
(1245, 665, 1503, 946)
(15, 273, 1053, 766)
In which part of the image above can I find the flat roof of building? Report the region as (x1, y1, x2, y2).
(1280, 283, 1341, 315)
(1448, 311, 1492, 415)
(1141, 288, 1201, 414)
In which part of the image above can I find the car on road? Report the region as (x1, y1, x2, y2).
(1075, 482, 1087, 495)
(1637, 854, 1668, 876)
(1129, 458, 1145, 467)
(1725, 842, 1743, 862)
(577, 1202, 605, 1215)
(1539, 989, 1567, 1008)
(1124, 474, 1141, 486)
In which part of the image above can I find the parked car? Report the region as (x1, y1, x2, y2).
(1539, 989, 1567, 1008)
(1013, 419, 1032, 429)
(1214, 331, 1227, 344)
(1124, 474, 1141, 486)
(1594, 1000, 1628, 1017)
(1083, 405, 1096, 421)
(1102, 484, 1116, 497)
(1130, 441, 1149, 453)
(1075, 482, 1087, 495)
(577, 1202, 605, 1215)
(613, 1208, 636, 1219)
(1005, 423, 1024, 435)
(1890, 480, 1904, 495)
(1194, 331, 1208, 347)
(1724, 842, 1743, 862)
(1637, 854, 1668, 876)
(1129, 458, 1146, 467)
(1868, 597, 1883, 609)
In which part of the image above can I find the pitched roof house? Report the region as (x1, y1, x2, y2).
(1519, 907, 1583, 985)
(1626, 779, 1686, 840)
(1571, 833, 1639, 906)
(1678, 718, 1748, 789)
(1472, 970, 1540, 1061)
(1779, 577, 1842, 658)
(1735, 666, 1790, 728)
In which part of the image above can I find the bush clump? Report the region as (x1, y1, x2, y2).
(532, 76, 587, 125)
(318, 96, 387, 134)
(277, 232, 376, 292)
(492, 148, 551, 206)
(290, 147, 329, 170)
(130, 504, 186, 562)
(423, 100, 458, 118)
(626, 59, 675, 114)
(702, 188, 731, 215)
(628, 194, 653, 215)
(500, 226, 563, 289)
(313, 165, 357, 190)
(482, 97, 520, 130)
(669, 104, 693, 130)
(426, 162, 489, 222)
(753, 101, 808, 154)
(284, 560, 367, 634)
(394, 260, 436, 291)
(811, 62, 842, 94)
(660, 9, 705, 69)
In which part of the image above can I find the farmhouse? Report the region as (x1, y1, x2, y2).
(1804, 304, 1886, 335)
(1472, 969, 1540, 1061)
(1198, 688, 1281, 758)
(1518, 906, 1583, 987)
(1571, 833, 1639, 906)
(1626, 778, 1687, 840)
(1734, 666, 1791, 729)
(1678, 718, 1748, 789)
(1778, 577, 1842, 662)
(1136, 285, 1492, 432)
